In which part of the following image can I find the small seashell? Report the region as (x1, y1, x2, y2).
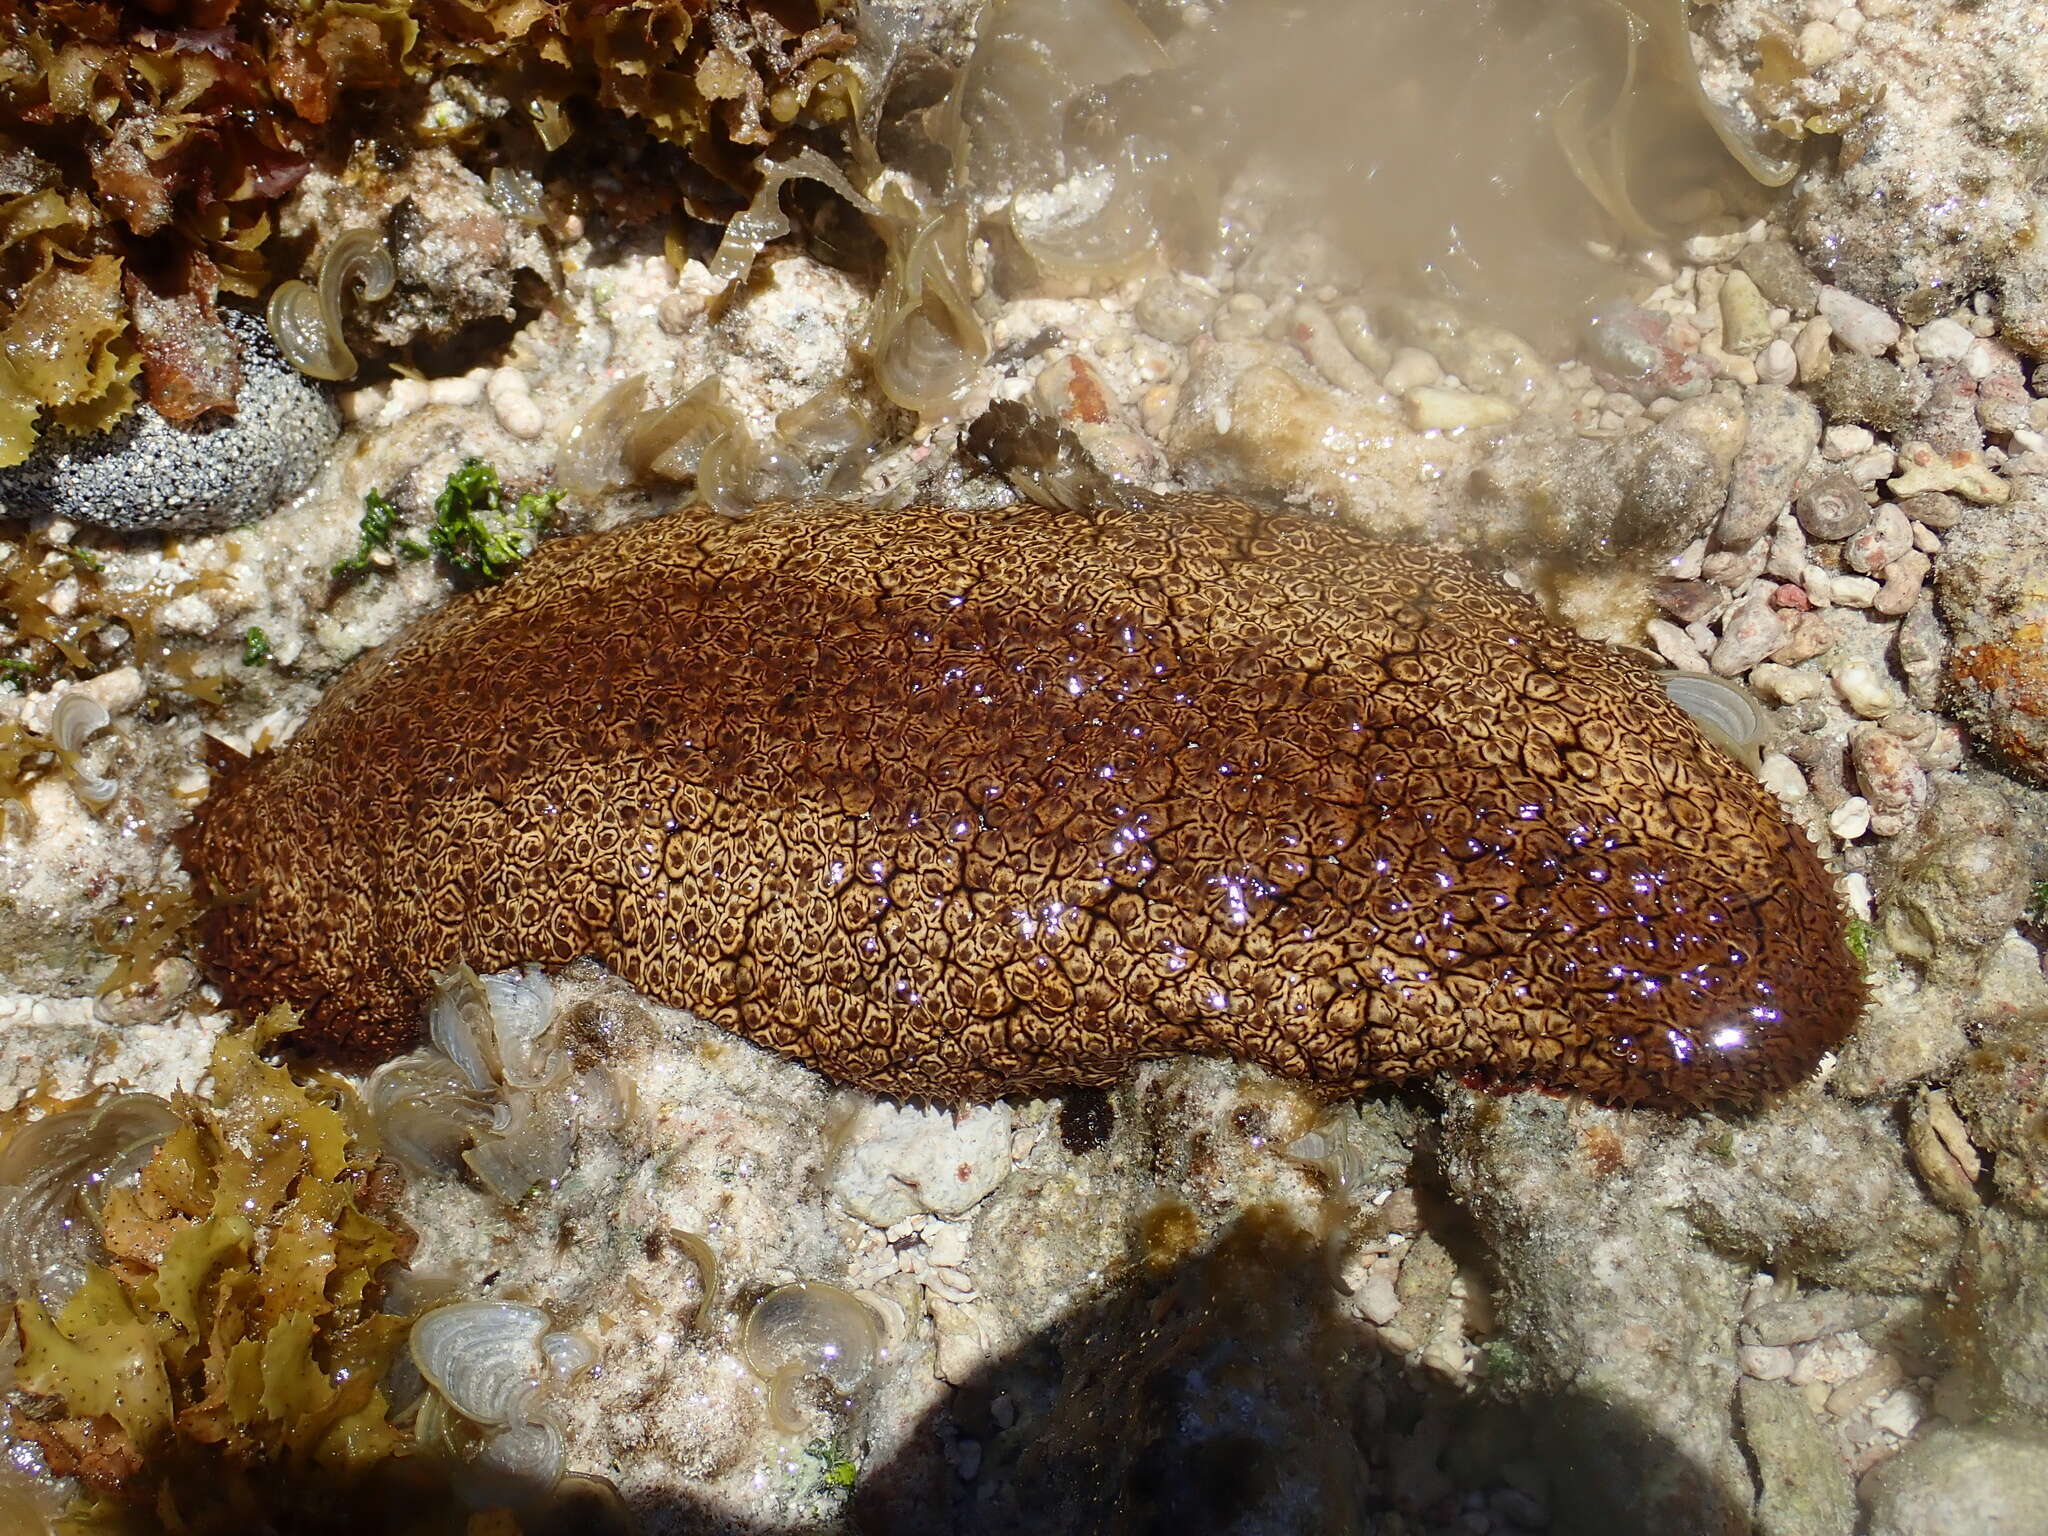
(410, 1300, 552, 1426)
(266, 228, 396, 383)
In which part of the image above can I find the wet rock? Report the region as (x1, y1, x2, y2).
(1844, 503, 1912, 574)
(1585, 306, 1713, 403)
(1786, 0, 2047, 317)
(1914, 317, 1975, 363)
(1897, 490, 1965, 530)
(1738, 240, 1821, 318)
(1860, 1422, 2048, 1536)
(1738, 1378, 1856, 1536)
(1613, 412, 1735, 548)
(826, 1100, 1014, 1225)
(1936, 487, 2048, 783)
(1893, 596, 1948, 708)
(1874, 550, 1932, 617)
(1976, 363, 2034, 438)
(1998, 244, 2048, 360)
(1814, 354, 1924, 434)
(1718, 386, 1822, 547)
(1888, 441, 2009, 505)
(1911, 363, 1985, 454)
(0, 308, 339, 532)
(1466, 424, 1623, 553)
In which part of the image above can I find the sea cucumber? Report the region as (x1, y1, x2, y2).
(179, 495, 1864, 1108)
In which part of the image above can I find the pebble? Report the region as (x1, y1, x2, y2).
(1773, 610, 1836, 664)
(1760, 752, 1810, 801)
(1794, 316, 1834, 383)
(1710, 588, 1791, 675)
(1293, 302, 1380, 394)
(1961, 337, 2005, 381)
(1717, 386, 1822, 547)
(1358, 1265, 1403, 1327)
(1976, 368, 2033, 436)
(1718, 270, 1775, 353)
(1887, 441, 2010, 504)
(1825, 1355, 1906, 1420)
(486, 367, 545, 439)
(1822, 423, 1874, 461)
(1701, 541, 1767, 588)
(1737, 240, 1822, 316)
(1407, 386, 1516, 431)
(1852, 725, 1930, 835)
(1756, 338, 1798, 385)
(1844, 502, 1912, 573)
(1830, 573, 1882, 608)
(1653, 579, 1724, 625)
(1647, 617, 1709, 671)
(1843, 445, 1897, 486)
(1819, 286, 1903, 355)
(1896, 490, 1965, 529)
(1384, 347, 1445, 392)
(1915, 317, 1974, 362)
(1830, 797, 1873, 839)
(1766, 512, 1808, 579)
(1874, 549, 1932, 616)
(427, 372, 486, 408)
(1817, 354, 1922, 433)
(1752, 662, 1825, 705)
(1866, 1387, 1923, 1441)
(1034, 353, 1122, 425)
(1833, 657, 1900, 717)
(1134, 276, 1213, 346)
(1334, 305, 1393, 373)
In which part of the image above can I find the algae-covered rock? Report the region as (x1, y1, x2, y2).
(1436, 1090, 1753, 1535)
(1681, 1092, 1960, 1294)
(1738, 1376, 1856, 1536)
(1859, 1421, 2048, 1536)
(1946, 1204, 2048, 1420)
(1948, 1010, 2048, 1217)
(1874, 777, 2034, 983)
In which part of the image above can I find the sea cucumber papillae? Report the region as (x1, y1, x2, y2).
(180, 496, 1865, 1107)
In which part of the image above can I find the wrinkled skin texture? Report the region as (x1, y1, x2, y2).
(180, 496, 1864, 1107)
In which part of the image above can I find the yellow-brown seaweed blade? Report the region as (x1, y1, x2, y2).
(179, 496, 1864, 1108)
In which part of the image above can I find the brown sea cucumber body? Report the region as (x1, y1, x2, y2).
(181, 496, 1864, 1107)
